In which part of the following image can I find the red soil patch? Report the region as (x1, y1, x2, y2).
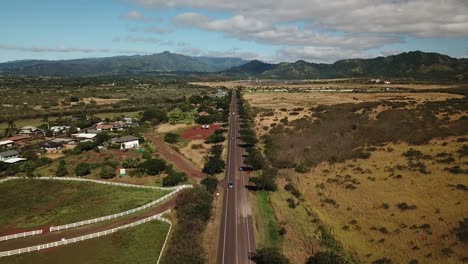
(182, 124, 221, 140)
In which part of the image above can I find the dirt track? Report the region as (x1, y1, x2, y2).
(0, 195, 179, 252)
(145, 133, 204, 182)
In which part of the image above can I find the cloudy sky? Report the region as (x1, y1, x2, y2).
(1, 0, 467, 63)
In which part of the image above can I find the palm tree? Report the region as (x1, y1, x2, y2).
(4, 119, 17, 137)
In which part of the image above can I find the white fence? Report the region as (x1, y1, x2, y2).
(49, 185, 190, 232)
(0, 176, 186, 191)
(0, 211, 172, 258)
(0, 177, 192, 239)
(0, 230, 43, 242)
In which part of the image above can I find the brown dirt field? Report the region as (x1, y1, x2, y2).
(244, 92, 463, 109)
(182, 124, 221, 140)
(272, 138, 468, 264)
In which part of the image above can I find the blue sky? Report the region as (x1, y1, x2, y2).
(0, 0, 467, 63)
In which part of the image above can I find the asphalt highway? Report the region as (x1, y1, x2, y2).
(217, 91, 255, 264)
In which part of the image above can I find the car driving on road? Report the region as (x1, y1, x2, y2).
(228, 180, 233, 188)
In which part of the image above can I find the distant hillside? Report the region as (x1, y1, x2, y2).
(1, 50, 466, 80)
(222, 51, 468, 80)
(0, 51, 248, 76)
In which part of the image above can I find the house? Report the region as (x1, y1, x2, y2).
(0, 140, 14, 149)
(112, 136, 140, 150)
(123, 117, 133, 123)
(18, 126, 45, 136)
(39, 141, 63, 152)
(95, 122, 123, 131)
(8, 135, 31, 144)
(0, 150, 20, 161)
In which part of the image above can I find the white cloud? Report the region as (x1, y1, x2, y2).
(120, 11, 157, 22)
(173, 13, 401, 49)
(134, 0, 468, 37)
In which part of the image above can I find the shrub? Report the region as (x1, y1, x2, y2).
(191, 144, 204, 149)
(122, 158, 140, 168)
(306, 251, 348, 264)
(100, 166, 116, 179)
(75, 163, 91, 176)
(251, 247, 290, 264)
(138, 158, 166, 175)
(453, 218, 468, 243)
(397, 202, 417, 211)
(163, 169, 187, 186)
(55, 160, 68, 177)
(164, 133, 180, 144)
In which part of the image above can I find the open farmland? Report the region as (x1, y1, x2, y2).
(0, 179, 169, 233)
(0, 220, 170, 264)
(245, 87, 468, 264)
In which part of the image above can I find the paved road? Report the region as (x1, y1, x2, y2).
(217, 92, 255, 264)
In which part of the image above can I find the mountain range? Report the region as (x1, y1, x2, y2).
(0, 50, 467, 80)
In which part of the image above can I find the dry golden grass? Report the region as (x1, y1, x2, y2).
(274, 138, 467, 264)
(255, 108, 312, 136)
(179, 139, 208, 169)
(156, 123, 192, 133)
(244, 92, 462, 110)
(191, 80, 459, 90)
(82, 97, 125, 105)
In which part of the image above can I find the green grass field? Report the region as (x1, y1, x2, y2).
(0, 220, 170, 264)
(0, 179, 169, 232)
(252, 191, 282, 249)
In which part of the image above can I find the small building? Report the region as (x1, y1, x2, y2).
(72, 133, 97, 141)
(50, 126, 70, 135)
(2, 157, 27, 164)
(0, 140, 14, 149)
(198, 111, 210, 117)
(112, 136, 140, 150)
(123, 117, 133, 123)
(0, 150, 20, 161)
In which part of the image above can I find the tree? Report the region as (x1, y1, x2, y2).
(244, 149, 266, 170)
(205, 134, 225, 144)
(306, 252, 348, 264)
(251, 248, 290, 264)
(201, 177, 219, 193)
(55, 160, 68, 177)
(164, 133, 180, 144)
(4, 119, 17, 137)
(138, 158, 166, 175)
(141, 108, 168, 124)
(75, 163, 91, 176)
(70, 96, 80, 102)
(202, 157, 225, 175)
